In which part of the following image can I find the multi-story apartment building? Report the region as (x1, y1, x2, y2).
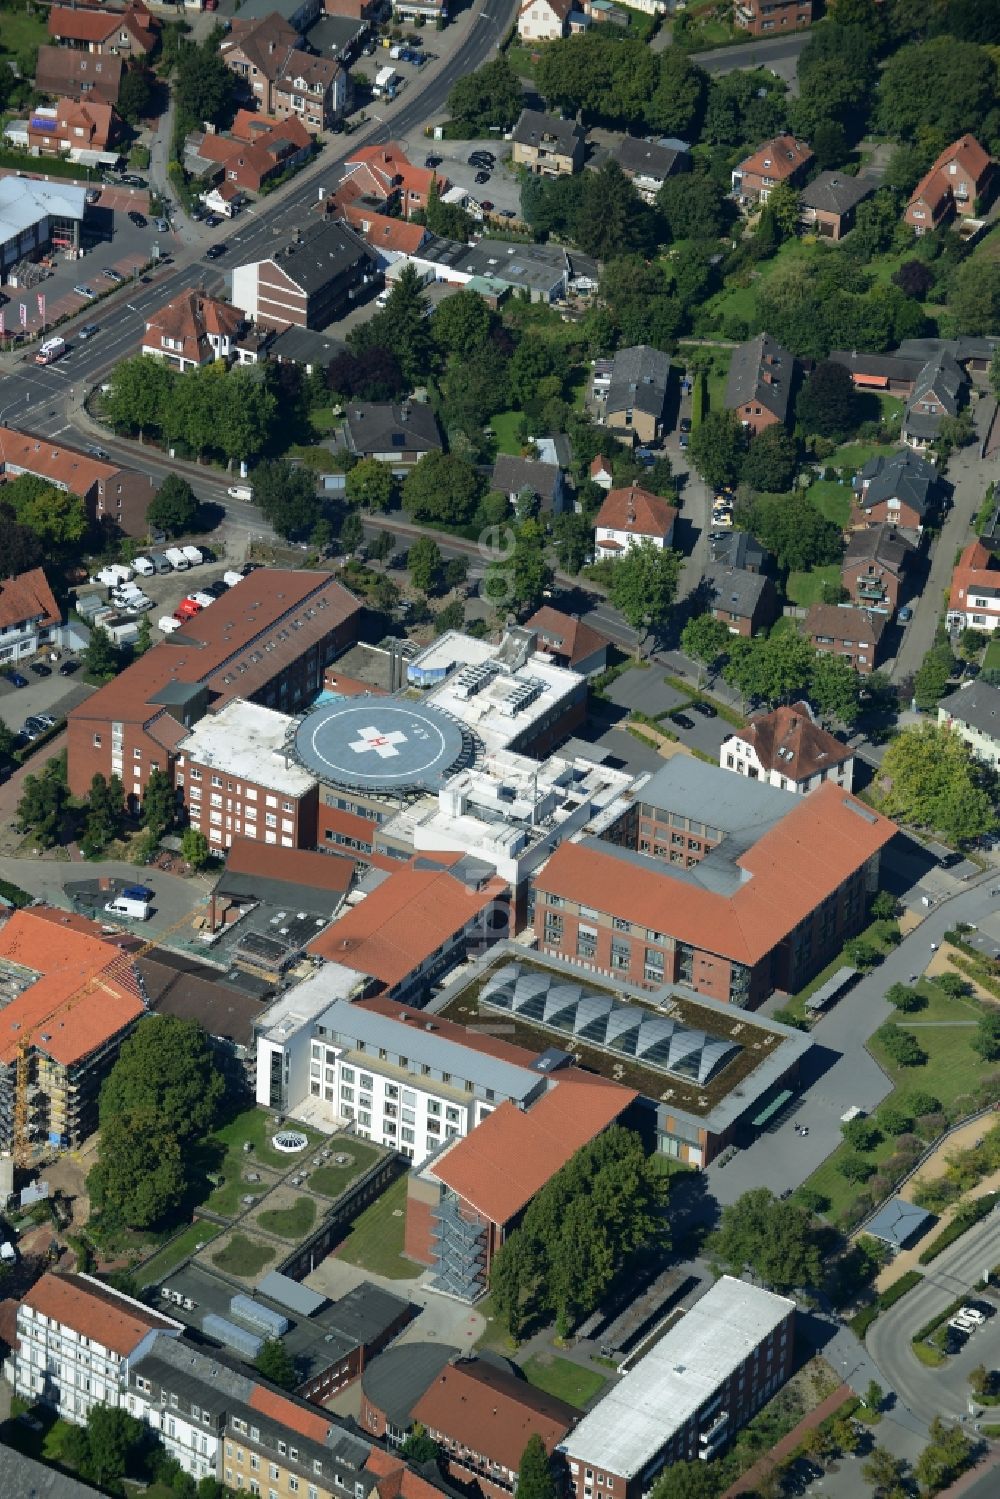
(65, 570, 360, 801)
(804, 603, 886, 675)
(938, 681, 1000, 769)
(0, 567, 61, 665)
(0, 424, 157, 538)
(174, 699, 319, 852)
(531, 757, 895, 1005)
(734, 0, 812, 35)
(842, 525, 914, 616)
(511, 109, 586, 177)
(559, 1278, 795, 1496)
(0, 907, 145, 1155)
(230, 220, 376, 329)
(719, 702, 854, 796)
(14, 1272, 182, 1422)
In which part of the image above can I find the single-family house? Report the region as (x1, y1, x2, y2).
(938, 681, 1000, 769)
(341, 143, 446, 218)
(724, 332, 794, 435)
(526, 607, 610, 676)
(593, 482, 677, 558)
(799, 170, 876, 240)
(0, 567, 62, 665)
(854, 448, 937, 535)
(948, 540, 1000, 633)
(342, 401, 442, 467)
(720, 699, 853, 794)
(804, 604, 886, 674)
(590, 454, 613, 490)
(517, 0, 575, 41)
(141, 291, 261, 373)
(23, 98, 118, 158)
(512, 109, 586, 177)
(603, 344, 670, 445)
(46, 2, 157, 58)
(710, 530, 769, 574)
(905, 135, 994, 235)
(491, 454, 565, 514)
(612, 136, 689, 203)
(841, 524, 914, 615)
(735, 0, 813, 34)
(186, 109, 313, 194)
(902, 352, 965, 451)
(704, 565, 777, 637)
(731, 134, 813, 205)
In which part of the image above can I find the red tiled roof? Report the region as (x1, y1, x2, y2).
(738, 133, 813, 181)
(594, 483, 677, 540)
(307, 860, 508, 990)
(47, 2, 155, 48)
(430, 1069, 634, 1226)
(730, 701, 852, 781)
(247, 1384, 333, 1443)
(525, 605, 609, 668)
(951, 538, 1000, 614)
(21, 1272, 178, 1356)
(411, 1360, 577, 1473)
(339, 203, 428, 255)
(0, 908, 145, 1067)
(0, 426, 117, 496)
(535, 781, 896, 968)
(142, 289, 244, 364)
(805, 603, 887, 646)
(365, 1447, 444, 1499)
(223, 838, 355, 893)
(590, 454, 612, 477)
(0, 567, 60, 634)
(345, 142, 443, 201)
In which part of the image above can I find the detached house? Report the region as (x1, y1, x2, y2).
(854, 449, 937, 535)
(842, 524, 914, 616)
(804, 604, 886, 674)
(902, 352, 965, 452)
(342, 142, 446, 218)
(948, 540, 1000, 633)
(612, 136, 689, 203)
(732, 134, 813, 205)
(735, 0, 813, 34)
(517, 0, 578, 41)
(724, 332, 794, 435)
(593, 482, 677, 558)
(491, 454, 565, 514)
(343, 401, 442, 468)
(720, 701, 853, 795)
(604, 344, 670, 445)
(36, 46, 123, 105)
(526, 606, 610, 676)
(512, 109, 586, 177)
(141, 290, 263, 372)
(938, 681, 1000, 769)
(905, 135, 993, 234)
(799, 170, 876, 240)
(0, 567, 62, 664)
(46, 2, 158, 58)
(704, 565, 777, 637)
(23, 98, 118, 158)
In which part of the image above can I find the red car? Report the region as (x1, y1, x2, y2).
(174, 599, 201, 621)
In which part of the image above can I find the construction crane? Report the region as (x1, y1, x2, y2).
(12, 901, 207, 1169)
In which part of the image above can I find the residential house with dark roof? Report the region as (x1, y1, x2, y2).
(612, 135, 689, 203)
(411, 1359, 578, 1499)
(512, 109, 586, 177)
(842, 524, 914, 615)
(593, 482, 677, 558)
(525, 606, 610, 676)
(829, 347, 928, 397)
(0, 566, 61, 663)
(46, 2, 158, 58)
(710, 530, 769, 574)
(731, 134, 813, 205)
(854, 448, 938, 535)
(230, 217, 376, 328)
(342, 400, 442, 468)
(220, 12, 301, 109)
(603, 345, 670, 445)
(234, 0, 323, 28)
(948, 539, 1000, 632)
(902, 352, 966, 451)
(703, 564, 777, 637)
(140, 290, 259, 373)
(938, 681, 1000, 769)
(720, 700, 854, 795)
(735, 0, 813, 35)
(221, 14, 348, 129)
(804, 603, 886, 674)
(799, 170, 876, 240)
(724, 332, 794, 435)
(491, 453, 565, 514)
(15, 1272, 182, 1422)
(35, 46, 122, 105)
(905, 135, 994, 234)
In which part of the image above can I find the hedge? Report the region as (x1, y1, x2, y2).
(919, 1194, 997, 1265)
(849, 1269, 922, 1337)
(0, 878, 32, 909)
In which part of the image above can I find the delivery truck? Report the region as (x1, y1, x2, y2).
(165, 547, 190, 571)
(104, 895, 151, 920)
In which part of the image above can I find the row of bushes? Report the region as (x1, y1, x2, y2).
(0, 878, 32, 908)
(918, 1193, 997, 1265)
(849, 1269, 922, 1337)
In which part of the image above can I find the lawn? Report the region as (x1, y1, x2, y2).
(309, 1141, 382, 1199)
(983, 639, 1000, 674)
(786, 564, 842, 607)
(491, 410, 525, 455)
(256, 1196, 317, 1240)
(205, 1174, 269, 1219)
(800, 979, 987, 1221)
(806, 478, 854, 528)
(140, 1222, 220, 1286)
(201, 1107, 321, 1216)
(828, 442, 884, 474)
(704, 239, 820, 331)
(334, 1172, 421, 1280)
(505, 43, 539, 80)
(212, 1233, 278, 1278)
(520, 1353, 608, 1411)
(0, 5, 48, 55)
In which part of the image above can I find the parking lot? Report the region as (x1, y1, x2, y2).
(84, 547, 246, 626)
(399, 132, 522, 219)
(0, 672, 94, 736)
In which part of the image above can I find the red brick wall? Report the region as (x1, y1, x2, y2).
(403, 1190, 437, 1266)
(842, 562, 902, 613)
(359, 1393, 389, 1440)
(737, 401, 781, 437)
(862, 499, 924, 531)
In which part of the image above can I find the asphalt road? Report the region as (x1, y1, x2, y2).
(691, 30, 811, 83)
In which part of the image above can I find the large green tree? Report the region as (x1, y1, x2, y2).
(13, 484, 87, 552)
(796, 360, 858, 439)
(88, 1109, 189, 1229)
(649, 1461, 721, 1499)
(573, 161, 655, 259)
(351, 266, 433, 382)
(346, 457, 394, 512)
(447, 56, 523, 132)
(657, 172, 730, 242)
(741, 426, 798, 493)
(737, 492, 842, 573)
(606, 541, 682, 646)
(82, 772, 125, 858)
(485, 518, 554, 616)
(253, 460, 323, 542)
(174, 35, 235, 131)
(680, 614, 731, 684)
(517, 1435, 558, 1499)
(708, 1188, 822, 1291)
(875, 722, 997, 844)
(403, 452, 482, 525)
(83, 625, 122, 684)
(254, 1339, 297, 1390)
(147, 474, 199, 538)
(409, 536, 443, 595)
(99, 1015, 225, 1146)
(689, 410, 745, 491)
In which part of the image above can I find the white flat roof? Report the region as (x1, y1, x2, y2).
(177, 698, 316, 797)
(560, 1277, 794, 1478)
(428, 650, 582, 758)
(0, 175, 87, 242)
(256, 963, 365, 1044)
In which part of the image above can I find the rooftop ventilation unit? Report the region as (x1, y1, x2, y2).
(453, 661, 500, 700)
(498, 677, 545, 718)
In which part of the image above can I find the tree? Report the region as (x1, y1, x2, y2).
(143, 764, 175, 838)
(741, 426, 798, 493)
(838, 1153, 875, 1182)
(326, 348, 405, 402)
(517, 1435, 557, 1499)
(254, 1339, 296, 1390)
(0, 511, 43, 576)
(446, 55, 523, 132)
(884, 983, 923, 1013)
(914, 1417, 973, 1494)
(174, 36, 235, 130)
(181, 828, 210, 870)
(844, 937, 881, 971)
(147, 474, 199, 537)
(870, 890, 897, 920)
(852, 190, 900, 259)
(877, 38, 995, 144)
(862, 1446, 907, 1498)
(768, 181, 801, 240)
(708, 1188, 822, 1291)
(842, 1117, 881, 1151)
(401, 1428, 440, 1464)
(78, 1404, 150, 1488)
(680, 614, 731, 683)
(796, 360, 858, 439)
(409, 536, 443, 595)
(723, 631, 816, 709)
(606, 541, 682, 646)
(875, 722, 997, 844)
(12, 483, 87, 552)
(99, 1014, 225, 1146)
(403, 452, 482, 525)
(808, 652, 862, 727)
(253, 460, 322, 542)
(737, 492, 842, 573)
(432, 290, 494, 358)
(352, 266, 433, 383)
(874, 1022, 927, 1068)
(649, 1461, 718, 1499)
(83, 625, 122, 683)
(434, 599, 465, 635)
(82, 772, 124, 858)
(913, 642, 956, 710)
(877, 1103, 914, 1137)
(134, 614, 152, 657)
(657, 173, 729, 242)
(689, 410, 746, 490)
(485, 519, 553, 617)
(973, 1010, 1000, 1062)
(346, 457, 394, 512)
(573, 162, 655, 259)
(17, 754, 69, 849)
(893, 259, 935, 301)
(118, 67, 153, 124)
(862, 1378, 883, 1413)
(88, 1109, 189, 1229)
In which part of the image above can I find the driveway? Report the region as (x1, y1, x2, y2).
(0, 674, 94, 734)
(0, 853, 212, 940)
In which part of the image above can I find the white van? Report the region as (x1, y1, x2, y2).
(227, 483, 253, 501)
(158, 615, 181, 634)
(223, 570, 244, 588)
(133, 556, 156, 576)
(182, 545, 204, 566)
(190, 591, 214, 609)
(104, 896, 151, 920)
(165, 547, 190, 571)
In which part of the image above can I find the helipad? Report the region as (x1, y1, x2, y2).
(293, 698, 469, 794)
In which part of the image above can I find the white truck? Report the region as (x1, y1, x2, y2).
(374, 65, 399, 98)
(165, 547, 190, 571)
(133, 556, 156, 577)
(223, 570, 244, 588)
(226, 483, 253, 501)
(95, 564, 134, 587)
(104, 895, 151, 921)
(182, 545, 204, 566)
(158, 615, 181, 634)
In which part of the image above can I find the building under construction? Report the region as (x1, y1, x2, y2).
(0, 907, 145, 1156)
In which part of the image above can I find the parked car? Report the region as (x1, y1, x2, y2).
(205, 243, 228, 259)
(4, 669, 28, 688)
(88, 445, 110, 460)
(29, 662, 51, 677)
(103, 267, 124, 283)
(468, 150, 494, 168)
(240, 562, 262, 576)
(127, 210, 147, 228)
(73, 284, 95, 299)
(425, 154, 442, 169)
(78, 323, 99, 340)
(480, 199, 494, 212)
(21, 721, 43, 742)
(474, 170, 491, 185)
(679, 432, 689, 449)
(58, 659, 79, 676)
(154, 217, 169, 232)
(204, 213, 223, 228)
(122, 174, 146, 188)
(189, 205, 205, 221)
(679, 417, 692, 434)
(670, 712, 695, 730)
(898, 606, 913, 622)
(203, 580, 229, 599)
(691, 700, 717, 718)
(498, 208, 516, 218)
